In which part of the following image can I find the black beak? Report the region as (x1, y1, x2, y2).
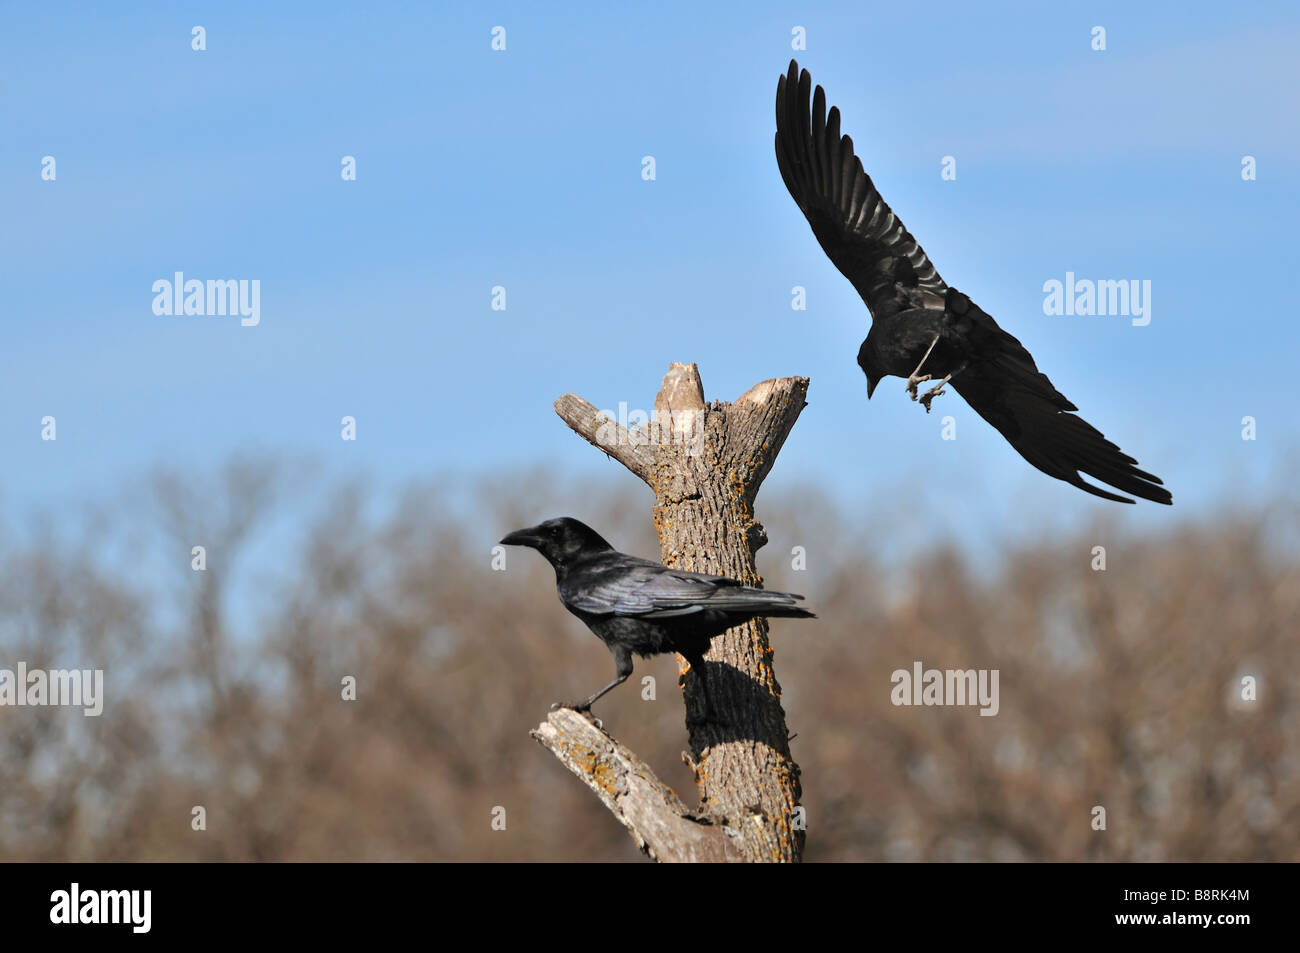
(499, 528, 542, 548)
(866, 376, 880, 399)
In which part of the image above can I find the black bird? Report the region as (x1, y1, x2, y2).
(775, 60, 1171, 505)
(499, 517, 815, 713)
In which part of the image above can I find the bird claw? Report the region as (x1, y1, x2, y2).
(919, 384, 946, 413)
(906, 374, 932, 401)
(552, 701, 602, 729)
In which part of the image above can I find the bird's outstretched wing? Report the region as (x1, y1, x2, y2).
(564, 557, 811, 618)
(775, 59, 947, 320)
(946, 293, 1172, 505)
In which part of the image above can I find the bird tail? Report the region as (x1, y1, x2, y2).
(765, 605, 818, 620)
(714, 587, 817, 620)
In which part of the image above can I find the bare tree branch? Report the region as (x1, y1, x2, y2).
(553, 393, 657, 482)
(531, 708, 733, 862)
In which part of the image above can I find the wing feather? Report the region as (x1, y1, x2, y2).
(776, 59, 947, 320)
(563, 558, 811, 617)
(947, 303, 1172, 506)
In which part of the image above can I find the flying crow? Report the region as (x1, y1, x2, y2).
(500, 517, 815, 713)
(775, 60, 1171, 505)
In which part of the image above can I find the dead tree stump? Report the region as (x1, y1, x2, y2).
(531, 362, 810, 862)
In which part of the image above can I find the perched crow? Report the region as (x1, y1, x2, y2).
(775, 60, 1172, 505)
(500, 517, 815, 713)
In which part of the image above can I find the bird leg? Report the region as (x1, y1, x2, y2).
(918, 361, 968, 413)
(553, 645, 633, 716)
(906, 333, 942, 400)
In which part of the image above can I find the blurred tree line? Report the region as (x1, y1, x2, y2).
(0, 458, 1295, 861)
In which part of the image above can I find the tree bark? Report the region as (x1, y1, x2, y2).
(532, 362, 810, 862)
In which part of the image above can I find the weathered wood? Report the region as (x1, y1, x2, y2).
(554, 392, 657, 483)
(539, 362, 810, 862)
(530, 708, 733, 862)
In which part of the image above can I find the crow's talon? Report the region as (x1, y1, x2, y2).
(552, 702, 602, 729)
(553, 700, 590, 712)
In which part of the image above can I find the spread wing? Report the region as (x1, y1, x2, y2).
(947, 294, 1172, 505)
(775, 59, 947, 321)
(562, 557, 810, 618)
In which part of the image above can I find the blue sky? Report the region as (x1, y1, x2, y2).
(3, 1, 1297, 549)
